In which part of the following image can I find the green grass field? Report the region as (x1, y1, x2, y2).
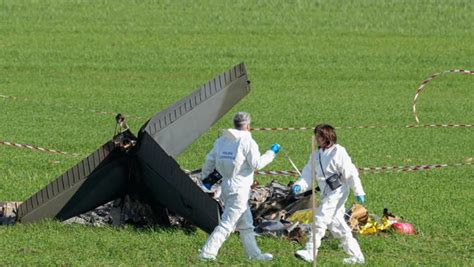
(1, 0, 473, 265)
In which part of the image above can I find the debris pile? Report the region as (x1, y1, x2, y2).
(248, 180, 315, 244)
(63, 195, 193, 229)
(1, 175, 415, 239)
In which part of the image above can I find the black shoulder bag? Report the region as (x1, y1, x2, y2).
(319, 151, 342, 190)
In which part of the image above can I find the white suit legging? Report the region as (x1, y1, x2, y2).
(201, 187, 262, 258)
(308, 184, 364, 259)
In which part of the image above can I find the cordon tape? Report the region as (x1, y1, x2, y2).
(413, 69, 473, 124)
(2, 69, 472, 173)
(255, 162, 472, 176)
(0, 140, 81, 157)
(1, 139, 471, 175)
(250, 124, 473, 131)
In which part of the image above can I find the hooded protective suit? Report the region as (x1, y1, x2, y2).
(199, 128, 275, 260)
(293, 144, 365, 264)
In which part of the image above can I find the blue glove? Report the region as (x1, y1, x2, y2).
(355, 195, 365, 205)
(270, 143, 281, 154)
(292, 184, 301, 194)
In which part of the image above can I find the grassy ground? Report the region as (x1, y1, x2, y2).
(1, 0, 473, 265)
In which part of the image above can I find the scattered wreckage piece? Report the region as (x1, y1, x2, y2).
(15, 63, 250, 234)
(356, 207, 416, 235)
(0, 202, 21, 225)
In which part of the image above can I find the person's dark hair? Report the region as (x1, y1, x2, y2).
(314, 124, 337, 148)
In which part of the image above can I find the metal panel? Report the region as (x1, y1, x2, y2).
(141, 63, 250, 158)
(136, 133, 220, 234)
(17, 141, 122, 223)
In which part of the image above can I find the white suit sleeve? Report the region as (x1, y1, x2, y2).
(246, 139, 275, 170)
(201, 140, 218, 180)
(294, 153, 314, 192)
(337, 148, 365, 196)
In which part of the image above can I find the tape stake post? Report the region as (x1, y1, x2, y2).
(311, 136, 317, 266)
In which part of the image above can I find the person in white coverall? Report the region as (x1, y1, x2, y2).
(198, 112, 281, 261)
(292, 124, 366, 264)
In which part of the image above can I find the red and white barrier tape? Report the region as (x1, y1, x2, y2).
(0, 140, 81, 157)
(405, 124, 473, 128)
(250, 124, 473, 131)
(255, 162, 472, 176)
(2, 139, 472, 175)
(413, 69, 473, 124)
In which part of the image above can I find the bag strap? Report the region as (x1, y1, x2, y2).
(318, 147, 339, 179)
(318, 151, 326, 178)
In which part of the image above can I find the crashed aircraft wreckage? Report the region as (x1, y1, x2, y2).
(15, 63, 250, 234)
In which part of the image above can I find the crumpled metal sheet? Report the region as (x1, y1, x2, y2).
(248, 181, 315, 243)
(251, 180, 292, 222)
(249, 180, 316, 223)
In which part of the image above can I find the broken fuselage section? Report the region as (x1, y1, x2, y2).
(16, 63, 251, 234)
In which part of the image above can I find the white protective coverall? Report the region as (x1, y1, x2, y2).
(200, 128, 275, 259)
(293, 144, 365, 263)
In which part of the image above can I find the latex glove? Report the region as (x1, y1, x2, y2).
(355, 195, 365, 205)
(270, 143, 281, 154)
(292, 184, 301, 195)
